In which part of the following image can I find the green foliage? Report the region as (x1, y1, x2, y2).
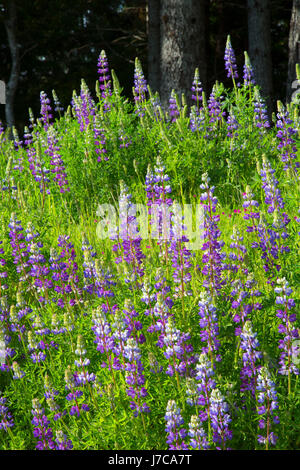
(0, 62, 299, 451)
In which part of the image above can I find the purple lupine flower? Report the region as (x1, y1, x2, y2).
(97, 50, 112, 103)
(112, 181, 145, 285)
(94, 259, 116, 301)
(242, 185, 260, 234)
(163, 317, 195, 378)
(209, 389, 232, 449)
(49, 236, 81, 309)
(195, 353, 216, 423)
(200, 172, 226, 294)
(145, 164, 155, 219)
(276, 103, 299, 177)
(92, 306, 117, 370)
(140, 275, 156, 317)
(153, 156, 173, 210)
(52, 90, 64, 115)
(230, 273, 262, 336)
(72, 80, 96, 132)
(31, 312, 51, 337)
(81, 236, 115, 300)
(25, 222, 53, 304)
(256, 366, 279, 449)
(81, 248, 97, 297)
(168, 90, 180, 123)
(254, 213, 289, 283)
(164, 400, 188, 450)
(16, 290, 33, 320)
(12, 127, 22, 150)
(191, 68, 203, 110)
(45, 126, 70, 193)
(73, 334, 96, 386)
(150, 267, 174, 320)
(54, 430, 73, 450)
(0, 393, 14, 431)
(123, 298, 145, 345)
(198, 292, 221, 363)
(93, 114, 109, 162)
(27, 330, 47, 363)
(45, 397, 61, 423)
(50, 313, 66, 336)
(256, 157, 290, 281)
(119, 128, 132, 149)
(227, 225, 247, 278)
(153, 267, 174, 304)
(243, 51, 255, 86)
(149, 289, 174, 342)
(64, 366, 90, 418)
(9, 305, 27, 341)
(149, 156, 173, 263)
(186, 377, 200, 408)
(275, 278, 299, 379)
(44, 375, 64, 422)
(239, 321, 262, 395)
(8, 213, 31, 286)
(253, 88, 270, 132)
(133, 57, 147, 118)
(27, 140, 51, 197)
(11, 361, 25, 380)
(189, 106, 205, 133)
(23, 126, 33, 147)
(226, 109, 239, 138)
(44, 374, 59, 400)
(224, 35, 238, 81)
(30, 310, 58, 357)
(207, 86, 226, 132)
(188, 414, 210, 450)
(63, 311, 75, 335)
(31, 398, 55, 450)
(260, 156, 285, 215)
(40, 91, 53, 131)
(148, 351, 163, 374)
(123, 337, 150, 417)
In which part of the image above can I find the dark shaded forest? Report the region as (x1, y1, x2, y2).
(0, 0, 298, 131)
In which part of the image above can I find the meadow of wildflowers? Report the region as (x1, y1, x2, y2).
(0, 37, 299, 451)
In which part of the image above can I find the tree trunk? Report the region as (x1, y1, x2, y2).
(286, 0, 300, 102)
(160, 0, 207, 109)
(247, 0, 273, 112)
(147, 0, 161, 95)
(4, 0, 20, 129)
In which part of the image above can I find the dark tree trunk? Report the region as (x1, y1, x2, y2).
(247, 0, 273, 112)
(147, 0, 161, 95)
(286, 0, 300, 102)
(4, 0, 20, 129)
(159, 0, 207, 109)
